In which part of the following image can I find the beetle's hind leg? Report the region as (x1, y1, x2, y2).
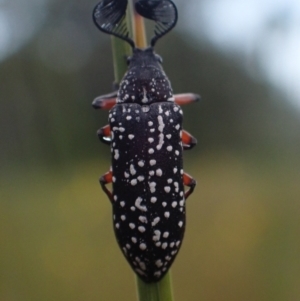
(183, 172, 196, 200)
(182, 129, 197, 150)
(97, 124, 111, 145)
(100, 169, 113, 202)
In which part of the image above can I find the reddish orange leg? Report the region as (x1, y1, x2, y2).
(100, 170, 113, 202)
(97, 124, 111, 145)
(92, 91, 117, 110)
(183, 172, 196, 200)
(182, 129, 197, 150)
(174, 93, 200, 106)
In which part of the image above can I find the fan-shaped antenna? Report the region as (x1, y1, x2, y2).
(135, 0, 178, 47)
(93, 0, 135, 48)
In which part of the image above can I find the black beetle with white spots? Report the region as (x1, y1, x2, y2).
(92, 0, 200, 283)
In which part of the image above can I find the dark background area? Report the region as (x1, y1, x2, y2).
(1, 1, 300, 300)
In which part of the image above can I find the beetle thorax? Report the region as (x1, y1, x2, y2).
(117, 48, 174, 105)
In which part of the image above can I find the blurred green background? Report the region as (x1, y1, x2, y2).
(1, 0, 300, 300)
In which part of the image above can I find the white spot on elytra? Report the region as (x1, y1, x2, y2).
(138, 176, 144, 182)
(172, 201, 178, 208)
(138, 226, 146, 233)
(162, 242, 168, 249)
(124, 171, 129, 178)
(138, 160, 144, 167)
(130, 164, 136, 175)
(173, 167, 178, 174)
(164, 211, 170, 218)
(149, 182, 156, 193)
(126, 115, 132, 120)
(155, 260, 163, 267)
(151, 197, 157, 203)
(135, 197, 147, 212)
(148, 148, 154, 154)
(167, 178, 173, 183)
(114, 149, 119, 160)
(148, 121, 153, 126)
(139, 216, 148, 223)
(156, 169, 162, 176)
(164, 186, 171, 193)
(175, 124, 180, 130)
(152, 217, 160, 226)
(128, 134, 134, 139)
(167, 146, 173, 151)
(120, 201, 125, 207)
(166, 134, 172, 139)
(131, 237, 137, 243)
(153, 230, 161, 241)
(162, 202, 167, 207)
(121, 215, 126, 221)
(131, 179, 137, 186)
(150, 159, 156, 166)
(179, 200, 185, 206)
(175, 150, 180, 156)
(148, 137, 154, 143)
(178, 221, 183, 227)
(163, 232, 169, 238)
(149, 170, 155, 176)
(129, 223, 135, 229)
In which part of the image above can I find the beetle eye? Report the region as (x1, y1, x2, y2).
(126, 56, 132, 65)
(155, 54, 163, 64)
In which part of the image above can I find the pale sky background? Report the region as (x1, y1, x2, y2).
(0, 0, 299, 109)
(183, 0, 300, 109)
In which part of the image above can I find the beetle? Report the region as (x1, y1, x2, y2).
(92, 0, 199, 283)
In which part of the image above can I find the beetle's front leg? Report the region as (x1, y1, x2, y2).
(92, 91, 118, 110)
(174, 93, 200, 106)
(97, 124, 111, 145)
(183, 172, 196, 200)
(182, 129, 197, 150)
(100, 169, 113, 203)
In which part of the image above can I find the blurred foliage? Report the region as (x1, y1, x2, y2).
(1, 0, 300, 300)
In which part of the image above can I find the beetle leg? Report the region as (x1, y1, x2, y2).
(100, 170, 113, 203)
(97, 124, 111, 145)
(174, 93, 200, 106)
(92, 91, 118, 110)
(183, 172, 196, 200)
(182, 129, 197, 150)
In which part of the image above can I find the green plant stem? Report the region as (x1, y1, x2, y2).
(111, 36, 130, 83)
(136, 272, 174, 301)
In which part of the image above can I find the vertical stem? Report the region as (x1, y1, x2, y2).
(137, 278, 160, 301)
(130, 0, 147, 48)
(111, 36, 130, 83)
(158, 272, 174, 301)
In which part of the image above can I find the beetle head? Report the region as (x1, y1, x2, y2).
(117, 47, 174, 105)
